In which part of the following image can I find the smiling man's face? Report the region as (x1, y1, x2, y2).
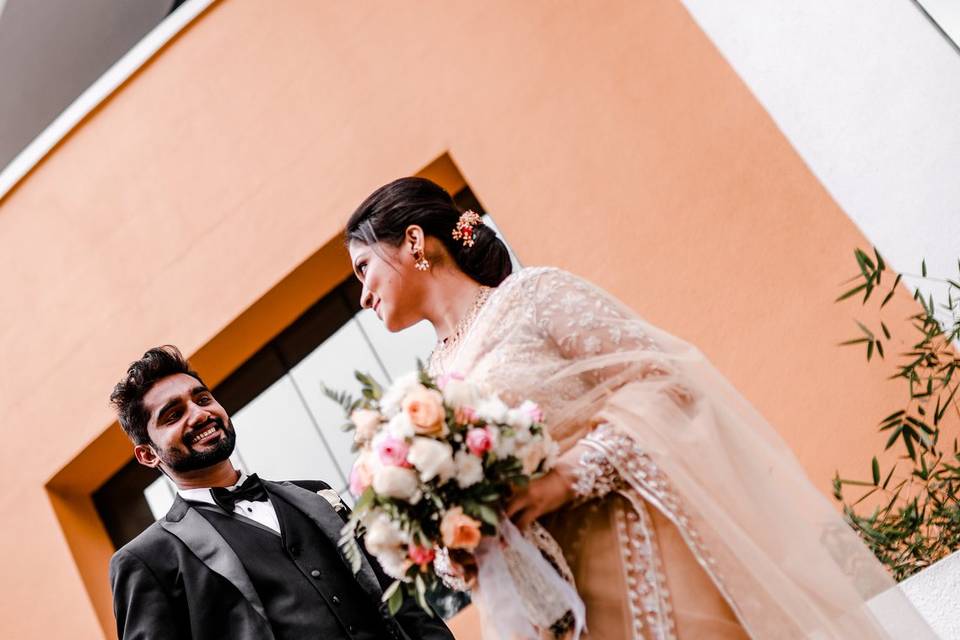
(135, 373, 236, 474)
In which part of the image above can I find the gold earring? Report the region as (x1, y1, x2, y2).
(414, 249, 430, 271)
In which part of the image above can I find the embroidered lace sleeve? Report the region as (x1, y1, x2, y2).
(527, 268, 693, 500)
(528, 267, 691, 401)
(570, 428, 622, 500)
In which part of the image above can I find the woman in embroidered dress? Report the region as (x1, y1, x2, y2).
(343, 177, 934, 639)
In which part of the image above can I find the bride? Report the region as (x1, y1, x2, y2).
(344, 177, 934, 639)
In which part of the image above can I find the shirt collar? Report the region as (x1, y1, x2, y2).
(177, 471, 249, 506)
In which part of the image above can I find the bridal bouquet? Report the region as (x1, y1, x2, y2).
(324, 366, 584, 639)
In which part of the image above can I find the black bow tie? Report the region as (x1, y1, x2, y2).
(210, 474, 268, 512)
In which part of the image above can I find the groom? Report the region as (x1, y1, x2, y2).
(108, 345, 453, 640)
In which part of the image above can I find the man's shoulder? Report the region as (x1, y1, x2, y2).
(110, 521, 173, 571)
(273, 479, 334, 492)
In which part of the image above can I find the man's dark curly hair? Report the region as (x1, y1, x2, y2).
(110, 345, 205, 445)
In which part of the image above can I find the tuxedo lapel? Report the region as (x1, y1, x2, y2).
(266, 481, 383, 601)
(160, 496, 271, 626)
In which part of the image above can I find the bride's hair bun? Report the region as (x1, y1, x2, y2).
(452, 222, 512, 287)
(346, 177, 513, 287)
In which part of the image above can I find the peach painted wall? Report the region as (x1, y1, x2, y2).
(0, 1, 931, 637)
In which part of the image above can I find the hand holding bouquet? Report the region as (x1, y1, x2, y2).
(325, 365, 584, 639)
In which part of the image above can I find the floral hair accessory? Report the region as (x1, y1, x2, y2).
(452, 210, 483, 248)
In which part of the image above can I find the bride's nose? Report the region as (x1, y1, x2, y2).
(360, 286, 375, 310)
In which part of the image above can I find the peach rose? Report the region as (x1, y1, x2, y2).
(402, 385, 447, 437)
(440, 506, 483, 551)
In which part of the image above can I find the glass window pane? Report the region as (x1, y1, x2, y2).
(231, 374, 343, 486)
(354, 310, 436, 382)
(288, 318, 395, 486)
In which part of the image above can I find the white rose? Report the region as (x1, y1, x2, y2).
(494, 433, 517, 458)
(442, 379, 479, 409)
(517, 438, 559, 475)
(381, 371, 422, 417)
(372, 466, 421, 503)
(387, 411, 415, 440)
(363, 512, 412, 579)
(454, 450, 484, 488)
(475, 395, 509, 424)
(377, 547, 412, 581)
(512, 423, 533, 445)
(363, 511, 408, 552)
(504, 408, 533, 432)
(350, 409, 383, 443)
(407, 437, 456, 484)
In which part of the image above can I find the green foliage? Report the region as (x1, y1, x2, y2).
(834, 249, 960, 580)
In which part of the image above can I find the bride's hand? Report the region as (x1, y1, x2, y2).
(505, 465, 577, 530)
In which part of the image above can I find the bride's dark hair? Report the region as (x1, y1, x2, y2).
(346, 177, 513, 287)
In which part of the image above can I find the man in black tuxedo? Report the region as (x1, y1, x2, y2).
(108, 345, 454, 640)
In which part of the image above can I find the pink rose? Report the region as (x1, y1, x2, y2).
(465, 427, 494, 457)
(521, 400, 544, 424)
(402, 386, 447, 437)
(440, 507, 483, 551)
(376, 436, 411, 467)
(407, 544, 436, 569)
(454, 406, 477, 425)
(436, 372, 465, 390)
(349, 455, 374, 495)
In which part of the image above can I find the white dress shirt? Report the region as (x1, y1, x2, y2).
(178, 472, 282, 534)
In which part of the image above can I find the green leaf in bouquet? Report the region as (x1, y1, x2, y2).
(321, 383, 358, 416)
(414, 574, 433, 617)
(353, 487, 376, 514)
(354, 371, 383, 400)
(510, 475, 530, 488)
(477, 504, 500, 527)
(338, 518, 363, 574)
(385, 580, 404, 615)
(415, 359, 435, 388)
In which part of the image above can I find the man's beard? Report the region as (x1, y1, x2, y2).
(157, 417, 237, 473)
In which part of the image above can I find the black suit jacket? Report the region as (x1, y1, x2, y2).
(109, 479, 453, 640)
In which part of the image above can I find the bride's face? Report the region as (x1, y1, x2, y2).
(348, 239, 426, 332)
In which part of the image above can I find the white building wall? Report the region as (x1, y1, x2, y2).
(681, 0, 960, 296)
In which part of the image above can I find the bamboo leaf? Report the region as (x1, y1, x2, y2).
(874, 248, 886, 272)
(836, 283, 868, 302)
(882, 464, 897, 489)
(881, 410, 906, 423)
(936, 384, 959, 423)
(905, 433, 917, 460)
(872, 457, 881, 485)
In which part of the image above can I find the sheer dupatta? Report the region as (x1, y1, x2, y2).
(451, 268, 935, 639)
